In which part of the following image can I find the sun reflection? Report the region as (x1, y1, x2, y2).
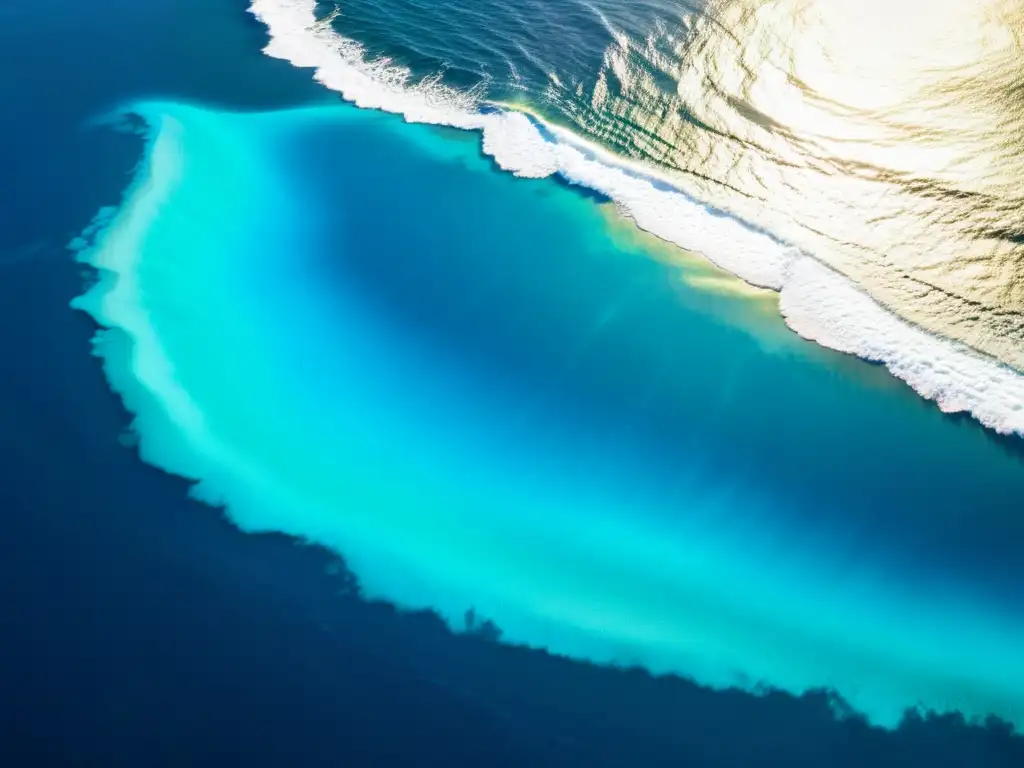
(706, 0, 1019, 178)
(558, 0, 1024, 368)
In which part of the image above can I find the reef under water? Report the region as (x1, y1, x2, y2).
(73, 100, 1024, 733)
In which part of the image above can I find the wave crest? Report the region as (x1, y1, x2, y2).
(249, 0, 1024, 436)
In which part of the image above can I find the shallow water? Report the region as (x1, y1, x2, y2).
(73, 99, 1024, 730)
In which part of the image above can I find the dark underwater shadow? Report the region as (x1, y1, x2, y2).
(261, 536, 1024, 768)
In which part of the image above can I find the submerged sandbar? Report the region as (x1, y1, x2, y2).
(74, 99, 1024, 732)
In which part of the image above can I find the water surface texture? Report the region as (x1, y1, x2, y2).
(9, 0, 1022, 763)
(301, 0, 1024, 371)
(249, 0, 1024, 439)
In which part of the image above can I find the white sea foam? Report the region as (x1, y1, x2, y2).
(248, 0, 1024, 436)
(781, 259, 1024, 432)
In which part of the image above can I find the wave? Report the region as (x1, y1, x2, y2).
(249, 0, 1024, 437)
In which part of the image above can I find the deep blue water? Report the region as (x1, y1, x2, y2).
(2, 0, 1024, 766)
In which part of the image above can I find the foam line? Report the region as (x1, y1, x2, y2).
(249, 0, 1024, 436)
(781, 258, 1024, 431)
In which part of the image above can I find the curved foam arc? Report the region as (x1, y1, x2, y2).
(73, 100, 1024, 731)
(248, 0, 1024, 436)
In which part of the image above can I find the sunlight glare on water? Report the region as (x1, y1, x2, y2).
(571, 0, 1024, 368)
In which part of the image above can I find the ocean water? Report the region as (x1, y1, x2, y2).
(253, 0, 1024, 436)
(72, 96, 1024, 731)
(3, 0, 1024, 766)
(302, 0, 1024, 372)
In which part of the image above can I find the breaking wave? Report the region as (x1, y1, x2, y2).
(250, 0, 1024, 436)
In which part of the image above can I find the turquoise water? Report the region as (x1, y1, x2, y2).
(74, 100, 1024, 731)
(250, 0, 1024, 440)
(307, 0, 1024, 375)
